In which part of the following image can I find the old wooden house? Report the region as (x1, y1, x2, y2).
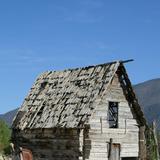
(12, 60, 146, 160)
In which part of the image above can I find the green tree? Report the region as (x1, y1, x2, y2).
(0, 120, 11, 154)
(146, 125, 160, 160)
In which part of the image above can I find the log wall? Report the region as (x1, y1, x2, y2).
(13, 128, 81, 160)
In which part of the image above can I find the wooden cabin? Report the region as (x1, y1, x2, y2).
(12, 60, 146, 160)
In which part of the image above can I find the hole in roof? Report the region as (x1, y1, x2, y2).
(37, 106, 45, 115)
(40, 82, 48, 90)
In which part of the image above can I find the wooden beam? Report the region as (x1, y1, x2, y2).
(108, 138, 113, 159)
(120, 59, 134, 64)
(153, 121, 160, 160)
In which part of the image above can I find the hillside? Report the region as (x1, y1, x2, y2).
(1, 78, 160, 127)
(0, 108, 18, 126)
(134, 78, 160, 127)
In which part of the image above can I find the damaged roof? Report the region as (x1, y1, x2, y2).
(12, 60, 146, 130)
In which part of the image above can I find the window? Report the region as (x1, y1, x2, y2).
(108, 102, 118, 128)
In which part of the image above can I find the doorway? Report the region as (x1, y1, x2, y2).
(109, 143, 120, 160)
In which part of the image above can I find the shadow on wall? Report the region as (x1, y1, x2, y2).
(12, 128, 92, 160)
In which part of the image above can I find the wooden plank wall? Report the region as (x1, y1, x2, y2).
(13, 129, 81, 160)
(13, 73, 141, 160)
(83, 73, 139, 160)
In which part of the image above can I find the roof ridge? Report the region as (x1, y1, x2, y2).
(41, 60, 121, 74)
(66, 59, 133, 72)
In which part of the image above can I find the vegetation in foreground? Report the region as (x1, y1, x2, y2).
(0, 120, 11, 155)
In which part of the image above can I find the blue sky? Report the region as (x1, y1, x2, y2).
(0, 0, 160, 113)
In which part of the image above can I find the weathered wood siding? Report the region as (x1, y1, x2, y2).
(12, 62, 146, 160)
(13, 73, 140, 160)
(84, 73, 139, 159)
(13, 129, 81, 160)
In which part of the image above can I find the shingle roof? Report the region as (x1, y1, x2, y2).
(13, 61, 121, 129)
(12, 60, 147, 130)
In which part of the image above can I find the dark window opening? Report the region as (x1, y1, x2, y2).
(108, 102, 118, 128)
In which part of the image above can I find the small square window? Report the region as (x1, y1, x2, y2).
(108, 102, 118, 128)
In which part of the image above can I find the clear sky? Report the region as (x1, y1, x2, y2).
(0, 0, 160, 113)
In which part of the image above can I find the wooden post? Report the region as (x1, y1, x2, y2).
(20, 147, 24, 160)
(153, 121, 160, 160)
(82, 128, 85, 160)
(83, 125, 89, 160)
(125, 119, 127, 134)
(100, 117, 103, 134)
(108, 138, 113, 160)
(139, 126, 146, 160)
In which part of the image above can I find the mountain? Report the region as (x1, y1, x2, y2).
(0, 108, 18, 126)
(1, 78, 160, 127)
(134, 78, 160, 127)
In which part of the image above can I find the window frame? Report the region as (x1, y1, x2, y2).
(108, 101, 119, 128)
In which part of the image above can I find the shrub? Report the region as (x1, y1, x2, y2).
(0, 120, 11, 155)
